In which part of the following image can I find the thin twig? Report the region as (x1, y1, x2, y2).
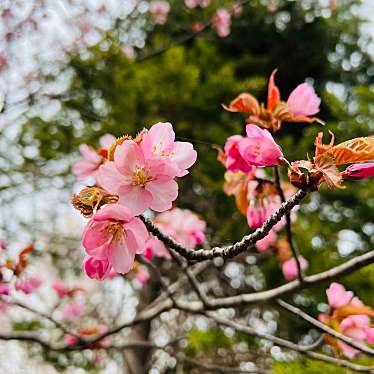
(276, 299, 374, 356)
(274, 166, 303, 282)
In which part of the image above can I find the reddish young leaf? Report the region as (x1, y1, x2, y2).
(222, 93, 260, 115)
(267, 69, 281, 111)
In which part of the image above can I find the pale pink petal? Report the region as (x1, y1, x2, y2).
(93, 204, 133, 223)
(142, 122, 175, 157)
(123, 217, 149, 254)
(82, 220, 111, 259)
(97, 161, 131, 193)
(114, 140, 145, 175)
(171, 142, 197, 176)
(99, 134, 116, 149)
(118, 185, 153, 216)
(287, 83, 321, 117)
(146, 179, 178, 212)
(108, 236, 136, 274)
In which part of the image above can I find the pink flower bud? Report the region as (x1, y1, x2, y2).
(0, 283, 10, 296)
(83, 256, 111, 280)
(239, 125, 283, 167)
(342, 163, 374, 180)
(282, 256, 308, 280)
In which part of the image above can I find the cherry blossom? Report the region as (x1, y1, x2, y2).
(326, 282, 354, 309)
(83, 256, 111, 280)
(82, 204, 148, 274)
(0, 283, 10, 296)
(15, 276, 42, 294)
(149, 1, 170, 25)
(73, 134, 115, 182)
(281, 256, 309, 280)
(212, 8, 231, 38)
(62, 303, 85, 320)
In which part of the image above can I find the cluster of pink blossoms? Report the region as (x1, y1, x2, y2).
(319, 283, 374, 358)
(184, 0, 211, 8)
(144, 208, 206, 260)
(73, 122, 197, 279)
(220, 71, 324, 279)
(0, 244, 43, 297)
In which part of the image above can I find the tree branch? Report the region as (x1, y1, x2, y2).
(141, 189, 308, 261)
(276, 299, 374, 356)
(206, 313, 374, 373)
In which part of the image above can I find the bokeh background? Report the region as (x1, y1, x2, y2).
(0, 0, 374, 372)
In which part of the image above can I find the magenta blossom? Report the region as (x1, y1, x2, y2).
(239, 124, 283, 167)
(82, 204, 148, 274)
(212, 8, 231, 38)
(367, 328, 374, 344)
(83, 256, 111, 280)
(64, 334, 79, 347)
(224, 135, 253, 173)
(282, 256, 309, 280)
(342, 163, 374, 180)
(73, 134, 115, 182)
(286, 83, 321, 118)
(0, 283, 10, 296)
(62, 303, 85, 320)
(15, 276, 42, 294)
(326, 282, 353, 309)
(143, 237, 172, 260)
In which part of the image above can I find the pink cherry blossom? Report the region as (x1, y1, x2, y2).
(212, 8, 231, 38)
(52, 280, 70, 298)
(141, 122, 197, 177)
(73, 134, 115, 182)
(224, 135, 253, 173)
(366, 328, 374, 344)
(287, 83, 321, 118)
(337, 315, 370, 358)
(135, 268, 150, 285)
(64, 334, 79, 347)
(0, 239, 6, 250)
(342, 163, 374, 180)
(82, 204, 148, 274)
(255, 230, 277, 252)
(98, 139, 179, 215)
(15, 276, 42, 294)
(149, 1, 170, 25)
(143, 237, 171, 260)
(0, 283, 10, 296)
(326, 282, 353, 309)
(83, 256, 111, 280)
(238, 124, 283, 167)
(184, 0, 211, 8)
(247, 202, 268, 229)
(62, 303, 85, 320)
(154, 208, 206, 249)
(282, 256, 308, 280)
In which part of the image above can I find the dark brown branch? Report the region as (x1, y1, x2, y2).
(141, 189, 307, 262)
